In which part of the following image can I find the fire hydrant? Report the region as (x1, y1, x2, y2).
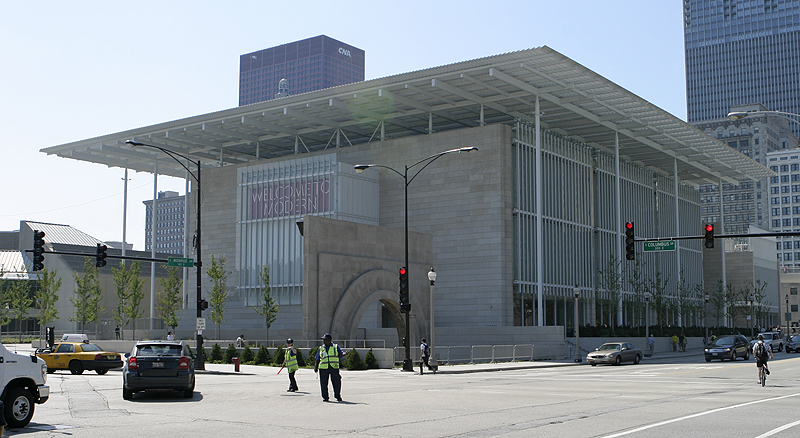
(232, 357, 240, 372)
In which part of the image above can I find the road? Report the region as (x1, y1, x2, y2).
(10, 348, 800, 438)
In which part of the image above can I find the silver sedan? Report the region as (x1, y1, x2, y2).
(586, 342, 643, 366)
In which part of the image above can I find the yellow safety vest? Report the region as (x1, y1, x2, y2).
(318, 344, 340, 369)
(285, 349, 299, 373)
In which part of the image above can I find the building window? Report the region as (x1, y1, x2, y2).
(782, 165, 790, 172)
(773, 219, 781, 227)
(785, 219, 792, 227)
(773, 208, 781, 215)
(792, 287, 798, 295)
(787, 253, 794, 261)
(782, 175, 791, 183)
(793, 305, 799, 312)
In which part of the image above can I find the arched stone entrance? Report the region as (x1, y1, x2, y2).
(302, 215, 432, 345)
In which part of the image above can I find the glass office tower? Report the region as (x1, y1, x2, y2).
(684, 0, 800, 138)
(239, 35, 365, 106)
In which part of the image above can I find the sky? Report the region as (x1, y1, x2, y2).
(0, 1, 686, 251)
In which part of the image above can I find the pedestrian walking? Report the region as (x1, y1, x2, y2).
(236, 334, 245, 348)
(671, 334, 678, 351)
(648, 334, 655, 356)
(167, 331, 175, 341)
(420, 338, 431, 374)
(678, 333, 686, 352)
(115, 325, 121, 340)
(283, 338, 299, 392)
(314, 333, 347, 402)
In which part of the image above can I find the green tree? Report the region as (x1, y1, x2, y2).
(157, 265, 182, 331)
(724, 282, 745, 327)
(675, 266, 702, 328)
(35, 267, 61, 341)
(112, 261, 146, 340)
(709, 280, 726, 327)
(598, 255, 623, 329)
(252, 265, 279, 341)
(255, 346, 271, 365)
(206, 255, 230, 339)
(7, 278, 33, 342)
(626, 257, 648, 333)
(224, 343, 238, 363)
(70, 258, 104, 334)
(0, 268, 12, 333)
(646, 270, 670, 328)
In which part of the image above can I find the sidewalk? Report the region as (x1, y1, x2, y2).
(198, 347, 707, 376)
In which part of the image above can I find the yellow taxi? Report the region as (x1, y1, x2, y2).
(37, 342, 123, 375)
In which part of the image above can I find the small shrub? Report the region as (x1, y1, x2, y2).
(273, 346, 285, 366)
(345, 348, 367, 370)
(241, 346, 255, 363)
(295, 348, 306, 367)
(255, 346, 271, 365)
(308, 346, 319, 364)
(364, 348, 379, 369)
(224, 344, 239, 364)
(209, 343, 223, 363)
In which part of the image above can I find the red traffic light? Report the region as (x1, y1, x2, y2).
(399, 267, 406, 275)
(705, 224, 713, 232)
(625, 222, 633, 230)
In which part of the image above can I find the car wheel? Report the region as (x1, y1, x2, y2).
(122, 388, 133, 400)
(614, 356, 621, 366)
(4, 387, 35, 428)
(69, 360, 84, 375)
(744, 350, 749, 361)
(96, 369, 108, 375)
(46, 368, 55, 374)
(634, 354, 641, 364)
(705, 357, 711, 362)
(183, 377, 195, 398)
(590, 363, 597, 366)
(730, 351, 737, 361)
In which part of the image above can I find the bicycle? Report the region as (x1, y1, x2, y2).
(760, 363, 770, 387)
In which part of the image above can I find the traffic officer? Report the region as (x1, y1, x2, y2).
(314, 333, 347, 402)
(283, 338, 299, 392)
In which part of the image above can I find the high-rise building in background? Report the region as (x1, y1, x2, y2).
(239, 35, 365, 106)
(143, 191, 186, 255)
(683, 0, 800, 138)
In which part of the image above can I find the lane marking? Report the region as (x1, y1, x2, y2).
(600, 392, 800, 438)
(754, 419, 800, 438)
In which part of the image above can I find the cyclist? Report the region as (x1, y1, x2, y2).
(753, 334, 773, 385)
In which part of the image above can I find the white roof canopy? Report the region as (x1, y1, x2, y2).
(42, 46, 772, 185)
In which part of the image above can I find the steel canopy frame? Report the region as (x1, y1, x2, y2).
(41, 46, 773, 185)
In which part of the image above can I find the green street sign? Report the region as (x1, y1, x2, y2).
(168, 257, 195, 268)
(643, 241, 676, 252)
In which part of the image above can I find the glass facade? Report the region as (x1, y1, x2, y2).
(684, 0, 800, 138)
(767, 149, 800, 267)
(512, 123, 703, 327)
(239, 35, 365, 106)
(143, 191, 187, 255)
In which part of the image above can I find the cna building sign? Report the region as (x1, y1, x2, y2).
(236, 154, 378, 305)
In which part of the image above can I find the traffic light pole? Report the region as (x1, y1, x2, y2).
(126, 141, 204, 370)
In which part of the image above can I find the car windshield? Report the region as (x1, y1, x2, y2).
(760, 333, 773, 340)
(136, 345, 182, 357)
(80, 343, 102, 352)
(597, 344, 621, 351)
(790, 335, 800, 342)
(711, 337, 735, 347)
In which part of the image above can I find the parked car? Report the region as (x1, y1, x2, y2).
(757, 332, 784, 352)
(704, 334, 749, 362)
(123, 341, 195, 400)
(586, 342, 642, 366)
(785, 334, 800, 353)
(36, 342, 123, 375)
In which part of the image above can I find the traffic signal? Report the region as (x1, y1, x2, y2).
(95, 243, 108, 267)
(199, 299, 209, 311)
(624, 222, 635, 261)
(399, 267, 409, 310)
(704, 224, 714, 249)
(32, 230, 45, 271)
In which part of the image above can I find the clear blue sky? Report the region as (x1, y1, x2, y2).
(0, 1, 686, 250)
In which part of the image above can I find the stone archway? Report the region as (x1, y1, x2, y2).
(329, 268, 419, 345)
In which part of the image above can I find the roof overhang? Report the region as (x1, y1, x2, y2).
(41, 46, 773, 185)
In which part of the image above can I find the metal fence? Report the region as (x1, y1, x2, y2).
(394, 343, 566, 365)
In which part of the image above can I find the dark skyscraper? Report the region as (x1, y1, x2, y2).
(239, 35, 365, 106)
(683, 0, 800, 137)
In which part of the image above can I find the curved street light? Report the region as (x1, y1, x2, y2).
(728, 110, 800, 127)
(355, 146, 478, 371)
(126, 140, 206, 370)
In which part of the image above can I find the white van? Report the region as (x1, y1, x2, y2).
(60, 334, 89, 343)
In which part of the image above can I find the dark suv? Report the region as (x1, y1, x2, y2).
(704, 335, 749, 362)
(123, 341, 195, 400)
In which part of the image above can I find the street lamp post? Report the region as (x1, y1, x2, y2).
(750, 294, 755, 339)
(573, 286, 581, 363)
(786, 294, 790, 342)
(428, 267, 437, 373)
(704, 294, 709, 344)
(355, 147, 478, 372)
(728, 110, 800, 127)
(126, 140, 205, 370)
(645, 293, 652, 356)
